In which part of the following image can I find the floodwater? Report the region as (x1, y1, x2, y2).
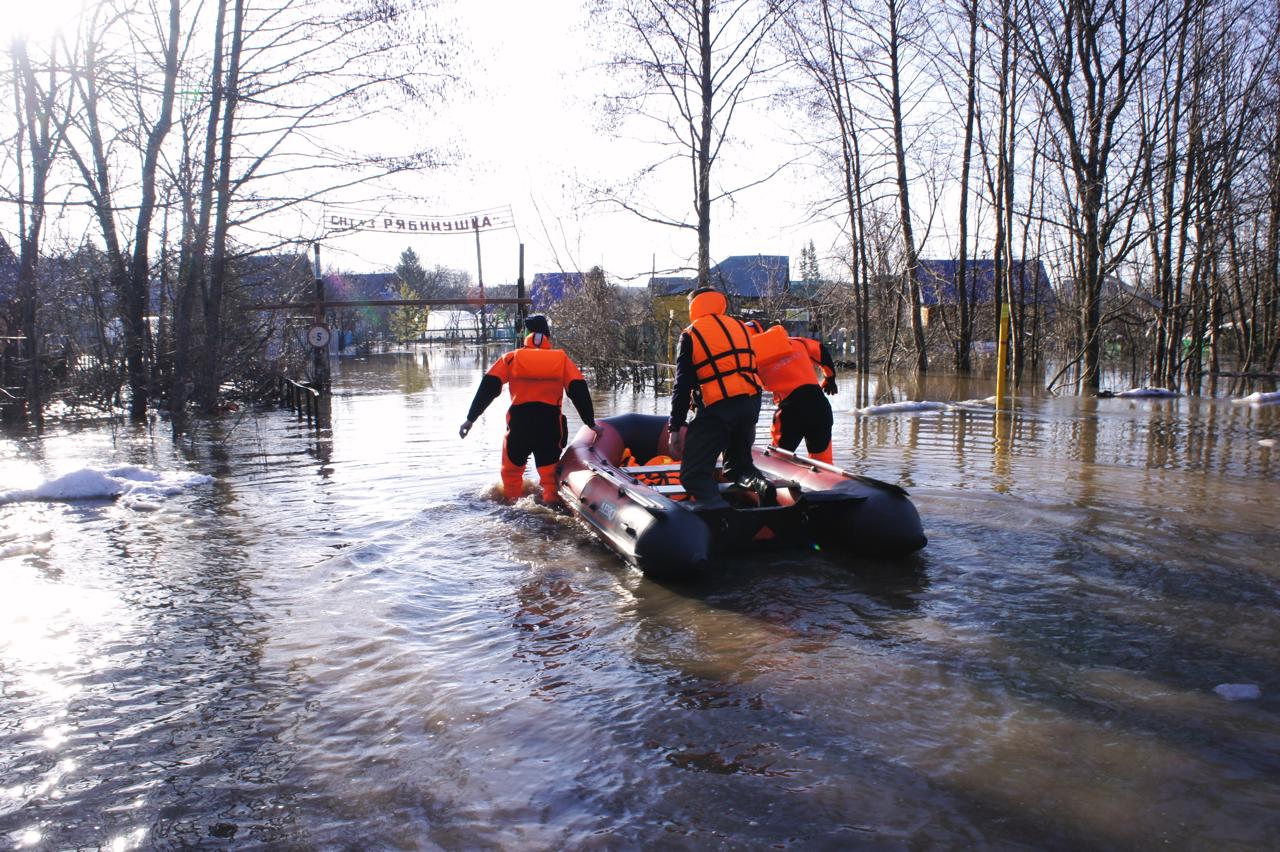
(2, 348, 1278, 850)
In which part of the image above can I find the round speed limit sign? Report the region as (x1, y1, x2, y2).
(307, 324, 331, 349)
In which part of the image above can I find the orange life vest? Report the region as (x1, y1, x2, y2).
(750, 324, 792, 366)
(496, 334, 577, 407)
(757, 336, 822, 403)
(685, 291, 760, 406)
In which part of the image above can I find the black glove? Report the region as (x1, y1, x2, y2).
(822, 377, 838, 396)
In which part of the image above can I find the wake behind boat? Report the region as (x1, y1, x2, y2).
(556, 413, 926, 576)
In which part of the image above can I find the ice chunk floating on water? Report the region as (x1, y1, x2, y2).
(1116, 387, 1180, 398)
(0, 529, 52, 559)
(0, 465, 211, 506)
(1214, 683, 1261, 701)
(857, 400, 950, 415)
(1233, 390, 1280, 406)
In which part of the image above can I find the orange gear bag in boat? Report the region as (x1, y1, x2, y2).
(634, 454, 685, 499)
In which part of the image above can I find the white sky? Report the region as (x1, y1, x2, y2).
(2, 0, 842, 287)
(311, 0, 830, 285)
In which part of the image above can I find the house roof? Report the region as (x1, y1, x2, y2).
(916, 259, 1054, 307)
(648, 255, 790, 298)
(710, 255, 789, 297)
(530, 272, 584, 310)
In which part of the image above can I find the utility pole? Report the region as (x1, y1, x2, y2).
(517, 243, 527, 335)
(473, 218, 487, 344)
(311, 242, 330, 394)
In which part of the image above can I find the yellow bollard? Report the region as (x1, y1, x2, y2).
(995, 304, 1010, 409)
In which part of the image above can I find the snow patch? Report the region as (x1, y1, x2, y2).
(0, 466, 211, 506)
(1213, 683, 1261, 701)
(1260, 439, 1277, 448)
(0, 540, 51, 559)
(857, 400, 950, 415)
(1116, 387, 1180, 398)
(1233, 391, 1280, 406)
(0, 528, 53, 560)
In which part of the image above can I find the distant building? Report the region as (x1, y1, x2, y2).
(530, 272, 585, 311)
(326, 271, 398, 302)
(916, 258, 1054, 309)
(648, 254, 790, 323)
(235, 252, 313, 291)
(424, 309, 483, 341)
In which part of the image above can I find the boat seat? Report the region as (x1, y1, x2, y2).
(622, 463, 721, 474)
(651, 482, 736, 496)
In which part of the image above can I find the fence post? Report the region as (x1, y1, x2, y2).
(995, 304, 1010, 409)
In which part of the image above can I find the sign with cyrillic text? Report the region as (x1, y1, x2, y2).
(324, 206, 514, 235)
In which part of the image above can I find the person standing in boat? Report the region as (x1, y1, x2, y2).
(459, 314, 598, 504)
(668, 287, 770, 507)
(746, 321, 838, 464)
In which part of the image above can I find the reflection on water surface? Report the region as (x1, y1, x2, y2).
(2, 348, 1277, 849)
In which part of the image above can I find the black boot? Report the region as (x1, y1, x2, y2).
(735, 473, 777, 505)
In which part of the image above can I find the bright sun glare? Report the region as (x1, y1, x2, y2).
(1, 0, 88, 43)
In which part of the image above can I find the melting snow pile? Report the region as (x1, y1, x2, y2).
(0, 465, 211, 508)
(857, 400, 950, 415)
(1116, 387, 1180, 398)
(1233, 390, 1280, 406)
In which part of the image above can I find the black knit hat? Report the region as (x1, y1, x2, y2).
(525, 314, 551, 337)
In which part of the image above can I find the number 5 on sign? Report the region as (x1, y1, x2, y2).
(307, 324, 331, 349)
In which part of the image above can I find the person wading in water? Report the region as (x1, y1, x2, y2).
(459, 314, 598, 504)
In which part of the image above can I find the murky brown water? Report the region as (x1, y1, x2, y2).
(2, 348, 1278, 849)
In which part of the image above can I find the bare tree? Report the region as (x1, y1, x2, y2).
(4, 37, 70, 428)
(596, 0, 791, 286)
(59, 0, 182, 421)
(778, 0, 874, 374)
(1016, 0, 1174, 392)
(953, 0, 981, 373)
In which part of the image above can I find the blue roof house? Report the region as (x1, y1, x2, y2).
(530, 272, 585, 311)
(916, 259, 1055, 309)
(647, 255, 790, 298)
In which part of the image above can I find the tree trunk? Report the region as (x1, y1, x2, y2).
(173, 0, 229, 416)
(696, 0, 713, 289)
(122, 0, 181, 421)
(11, 43, 55, 430)
(956, 0, 979, 373)
(887, 0, 925, 372)
(202, 0, 246, 412)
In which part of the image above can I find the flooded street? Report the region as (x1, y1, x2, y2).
(2, 348, 1278, 849)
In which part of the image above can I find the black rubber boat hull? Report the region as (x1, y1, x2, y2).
(556, 414, 926, 576)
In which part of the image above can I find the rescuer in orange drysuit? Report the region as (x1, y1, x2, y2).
(667, 288, 769, 506)
(746, 321, 838, 464)
(459, 315, 597, 503)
